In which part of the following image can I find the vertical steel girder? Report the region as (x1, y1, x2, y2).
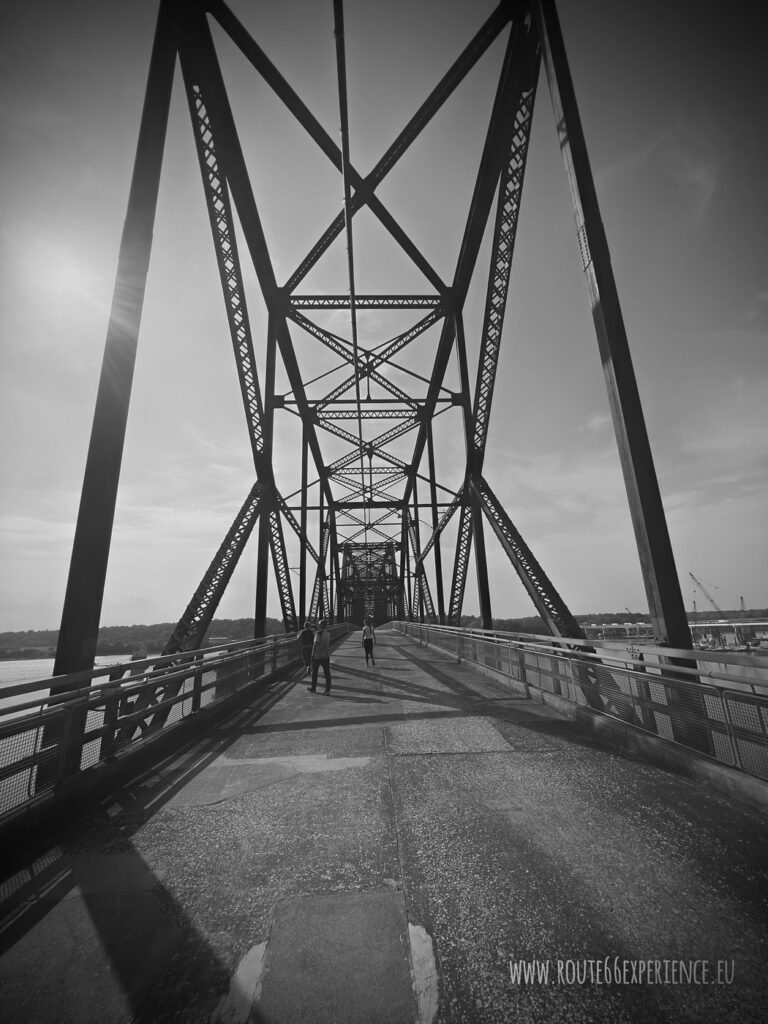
(309, 513, 332, 621)
(267, 502, 298, 631)
(406, 511, 437, 623)
(426, 423, 446, 623)
(447, 499, 474, 626)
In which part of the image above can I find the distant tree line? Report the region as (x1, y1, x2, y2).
(3, 608, 764, 660)
(0, 617, 285, 659)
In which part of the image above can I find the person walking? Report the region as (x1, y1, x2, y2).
(298, 621, 314, 675)
(362, 617, 376, 666)
(308, 619, 332, 694)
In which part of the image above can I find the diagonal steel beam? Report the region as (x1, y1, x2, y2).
(275, 490, 319, 563)
(52, 1, 177, 684)
(182, 77, 268, 472)
(164, 482, 266, 653)
(447, 496, 473, 626)
(403, 10, 532, 510)
(534, 0, 692, 649)
(415, 488, 463, 569)
(471, 30, 540, 469)
(177, 8, 334, 520)
(209, 0, 467, 292)
(471, 474, 584, 638)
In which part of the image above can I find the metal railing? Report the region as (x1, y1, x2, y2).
(0, 625, 351, 828)
(395, 622, 768, 783)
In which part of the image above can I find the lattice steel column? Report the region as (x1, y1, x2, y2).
(447, 497, 473, 626)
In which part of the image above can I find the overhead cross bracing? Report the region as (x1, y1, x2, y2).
(53, 0, 694, 686)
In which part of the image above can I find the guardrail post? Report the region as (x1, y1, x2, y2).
(99, 682, 122, 760)
(720, 696, 743, 770)
(56, 701, 87, 785)
(192, 652, 204, 713)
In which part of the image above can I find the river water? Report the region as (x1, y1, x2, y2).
(0, 657, 135, 716)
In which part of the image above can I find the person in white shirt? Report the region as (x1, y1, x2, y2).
(362, 617, 376, 666)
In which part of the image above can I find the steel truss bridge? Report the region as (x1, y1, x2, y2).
(53, 0, 692, 694)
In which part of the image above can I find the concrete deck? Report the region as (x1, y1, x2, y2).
(1, 629, 767, 1023)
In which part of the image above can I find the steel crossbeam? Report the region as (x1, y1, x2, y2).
(320, 409, 418, 421)
(290, 295, 441, 309)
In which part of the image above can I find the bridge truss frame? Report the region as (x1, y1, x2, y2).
(52, 0, 693, 687)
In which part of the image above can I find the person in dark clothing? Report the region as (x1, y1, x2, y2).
(298, 621, 314, 675)
(307, 619, 332, 694)
(362, 617, 376, 666)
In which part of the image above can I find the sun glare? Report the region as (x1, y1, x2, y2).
(35, 242, 88, 296)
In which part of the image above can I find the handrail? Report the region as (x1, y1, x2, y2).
(391, 622, 768, 693)
(394, 621, 768, 784)
(0, 625, 353, 828)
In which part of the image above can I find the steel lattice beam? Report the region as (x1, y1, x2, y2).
(415, 488, 463, 568)
(164, 482, 266, 653)
(447, 498, 473, 625)
(406, 511, 437, 622)
(471, 475, 584, 638)
(290, 295, 441, 309)
(471, 36, 540, 464)
(184, 79, 266, 469)
(309, 513, 332, 620)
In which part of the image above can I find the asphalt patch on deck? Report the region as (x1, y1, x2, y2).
(257, 891, 416, 1024)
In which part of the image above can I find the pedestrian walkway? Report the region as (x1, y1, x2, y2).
(1, 629, 767, 1023)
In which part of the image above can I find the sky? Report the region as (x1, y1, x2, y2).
(1, 0, 767, 633)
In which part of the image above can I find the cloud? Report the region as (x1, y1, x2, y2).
(578, 411, 612, 434)
(746, 290, 768, 323)
(597, 117, 719, 226)
(482, 445, 628, 537)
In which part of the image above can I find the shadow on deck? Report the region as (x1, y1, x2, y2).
(2, 630, 767, 1023)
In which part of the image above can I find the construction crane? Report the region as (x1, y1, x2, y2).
(688, 572, 724, 617)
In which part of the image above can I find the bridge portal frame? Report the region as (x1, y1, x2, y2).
(52, 0, 693, 718)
